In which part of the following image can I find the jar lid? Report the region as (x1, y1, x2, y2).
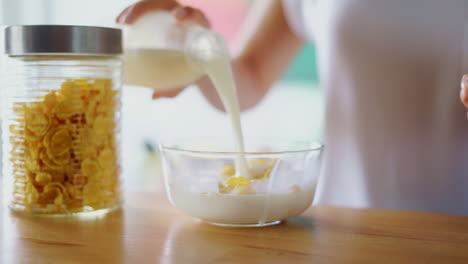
(4, 25, 122, 56)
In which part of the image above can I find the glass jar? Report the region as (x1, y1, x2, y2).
(1, 25, 123, 215)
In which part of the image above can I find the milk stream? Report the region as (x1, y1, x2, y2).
(123, 47, 250, 177)
(194, 54, 250, 178)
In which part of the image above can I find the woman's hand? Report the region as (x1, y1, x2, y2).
(116, 0, 210, 99)
(461, 75, 468, 119)
(116, 0, 209, 27)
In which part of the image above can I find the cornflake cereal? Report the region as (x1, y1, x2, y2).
(218, 158, 278, 194)
(9, 79, 120, 214)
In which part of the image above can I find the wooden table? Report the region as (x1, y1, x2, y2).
(1, 192, 467, 264)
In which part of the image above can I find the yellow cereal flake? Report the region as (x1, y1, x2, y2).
(73, 79, 90, 89)
(60, 80, 75, 92)
(85, 99, 98, 123)
(25, 111, 49, 136)
(216, 159, 280, 194)
(83, 183, 101, 205)
(98, 148, 114, 169)
(37, 186, 61, 205)
(40, 148, 62, 170)
(43, 92, 58, 113)
(8, 78, 120, 214)
(77, 127, 97, 158)
(55, 99, 82, 120)
(66, 199, 83, 212)
(44, 182, 68, 200)
(248, 159, 269, 166)
(220, 164, 236, 177)
(81, 159, 99, 177)
(25, 129, 43, 142)
(25, 157, 40, 172)
(93, 79, 112, 89)
(49, 127, 72, 155)
(248, 158, 278, 180)
(218, 176, 252, 194)
(224, 176, 251, 189)
(93, 115, 113, 136)
(67, 173, 88, 189)
(35, 172, 52, 186)
(25, 182, 39, 204)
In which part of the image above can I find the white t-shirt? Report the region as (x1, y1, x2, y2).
(283, 0, 468, 215)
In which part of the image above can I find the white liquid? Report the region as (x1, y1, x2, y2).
(123, 48, 250, 176)
(194, 54, 250, 177)
(123, 49, 203, 91)
(170, 185, 315, 224)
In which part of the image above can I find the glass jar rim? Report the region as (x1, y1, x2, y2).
(160, 139, 324, 155)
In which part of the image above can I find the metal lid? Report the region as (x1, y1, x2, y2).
(4, 25, 122, 56)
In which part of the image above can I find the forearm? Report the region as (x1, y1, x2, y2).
(198, 58, 265, 111)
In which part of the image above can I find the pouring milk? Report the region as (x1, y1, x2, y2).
(123, 13, 250, 178)
(186, 32, 250, 177)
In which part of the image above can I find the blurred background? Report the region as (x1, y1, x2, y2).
(0, 0, 323, 191)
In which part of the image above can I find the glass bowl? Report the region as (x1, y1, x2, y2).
(160, 139, 323, 227)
